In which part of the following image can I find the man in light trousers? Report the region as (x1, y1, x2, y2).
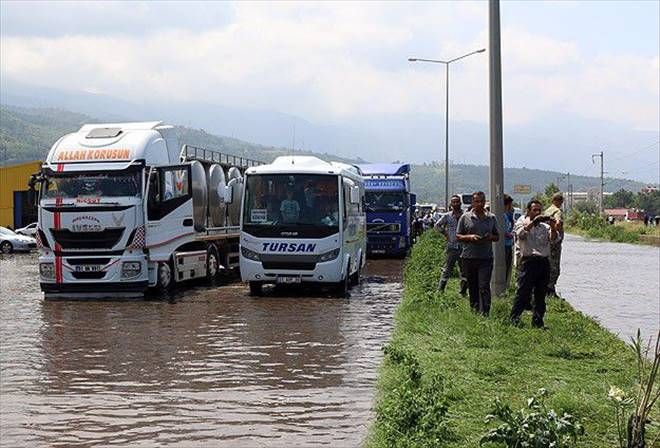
(435, 195, 468, 295)
(544, 192, 564, 297)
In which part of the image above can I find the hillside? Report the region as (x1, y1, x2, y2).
(0, 104, 648, 202)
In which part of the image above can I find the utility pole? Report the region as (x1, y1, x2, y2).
(489, 0, 506, 296)
(592, 151, 604, 214)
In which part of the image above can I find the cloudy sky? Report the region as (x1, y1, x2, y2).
(1, 1, 658, 182)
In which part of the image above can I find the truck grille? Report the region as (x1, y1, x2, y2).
(367, 223, 401, 233)
(51, 228, 124, 249)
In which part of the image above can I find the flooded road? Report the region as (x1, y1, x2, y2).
(0, 254, 403, 447)
(558, 234, 659, 343)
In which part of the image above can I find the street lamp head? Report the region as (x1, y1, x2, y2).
(408, 58, 417, 62)
(477, 48, 486, 53)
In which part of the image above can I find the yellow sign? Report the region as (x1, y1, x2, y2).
(55, 148, 132, 162)
(513, 184, 532, 194)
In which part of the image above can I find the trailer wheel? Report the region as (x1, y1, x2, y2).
(249, 281, 263, 296)
(0, 241, 13, 254)
(157, 260, 174, 292)
(206, 247, 219, 281)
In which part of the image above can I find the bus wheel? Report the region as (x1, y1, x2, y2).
(350, 258, 361, 286)
(206, 248, 219, 281)
(336, 272, 350, 298)
(157, 260, 174, 292)
(249, 281, 263, 296)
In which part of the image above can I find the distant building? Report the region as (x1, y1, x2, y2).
(641, 185, 658, 194)
(0, 161, 41, 228)
(570, 190, 613, 204)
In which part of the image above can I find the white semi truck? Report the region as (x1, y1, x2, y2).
(34, 122, 260, 298)
(239, 156, 366, 296)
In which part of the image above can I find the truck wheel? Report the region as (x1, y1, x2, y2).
(157, 260, 174, 292)
(0, 241, 13, 254)
(249, 281, 263, 296)
(206, 248, 219, 281)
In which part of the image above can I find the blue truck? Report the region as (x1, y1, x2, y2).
(358, 163, 416, 257)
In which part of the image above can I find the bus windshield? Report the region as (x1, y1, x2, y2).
(42, 171, 141, 199)
(243, 174, 339, 237)
(365, 191, 406, 212)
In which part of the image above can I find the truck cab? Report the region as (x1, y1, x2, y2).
(358, 163, 413, 257)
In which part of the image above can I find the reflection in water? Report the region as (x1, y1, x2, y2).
(0, 254, 402, 447)
(558, 234, 660, 343)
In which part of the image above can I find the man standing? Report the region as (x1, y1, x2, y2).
(435, 195, 468, 295)
(544, 192, 564, 297)
(456, 191, 499, 315)
(511, 199, 558, 328)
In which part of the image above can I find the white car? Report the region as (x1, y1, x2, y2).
(15, 222, 38, 237)
(0, 226, 37, 253)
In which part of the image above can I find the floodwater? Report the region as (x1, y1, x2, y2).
(0, 254, 403, 447)
(558, 233, 660, 344)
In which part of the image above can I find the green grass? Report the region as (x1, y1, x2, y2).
(367, 231, 659, 447)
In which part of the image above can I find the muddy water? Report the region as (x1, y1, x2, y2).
(0, 254, 403, 447)
(558, 234, 659, 343)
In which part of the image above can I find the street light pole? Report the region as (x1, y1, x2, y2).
(408, 48, 485, 209)
(445, 63, 449, 210)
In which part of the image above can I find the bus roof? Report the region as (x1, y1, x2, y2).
(246, 156, 363, 179)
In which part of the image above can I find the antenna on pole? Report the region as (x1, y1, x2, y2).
(291, 123, 296, 164)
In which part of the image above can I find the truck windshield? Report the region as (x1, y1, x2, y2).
(42, 172, 141, 199)
(243, 174, 339, 237)
(365, 191, 406, 212)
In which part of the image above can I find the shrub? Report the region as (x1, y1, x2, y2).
(480, 388, 585, 447)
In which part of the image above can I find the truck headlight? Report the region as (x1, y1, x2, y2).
(121, 261, 142, 279)
(40, 263, 55, 280)
(317, 248, 340, 262)
(241, 246, 261, 261)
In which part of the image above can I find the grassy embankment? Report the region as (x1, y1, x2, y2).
(566, 212, 660, 246)
(368, 231, 658, 447)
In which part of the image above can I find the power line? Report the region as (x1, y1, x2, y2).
(607, 140, 659, 163)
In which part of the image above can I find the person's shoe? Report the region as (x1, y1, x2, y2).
(459, 283, 468, 297)
(437, 280, 447, 293)
(532, 320, 546, 329)
(510, 318, 523, 327)
(546, 287, 558, 298)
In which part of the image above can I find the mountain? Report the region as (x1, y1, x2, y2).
(0, 104, 648, 202)
(3, 79, 658, 184)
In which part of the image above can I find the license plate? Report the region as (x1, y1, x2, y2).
(75, 265, 102, 272)
(277, 276, 301, 284)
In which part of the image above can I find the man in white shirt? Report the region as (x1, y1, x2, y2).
(510, 199, 558, 328)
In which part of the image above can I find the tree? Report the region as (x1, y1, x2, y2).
(604, 189, 635, 209)
(634, 190, 660, 216)
(544, 183, 560, 197)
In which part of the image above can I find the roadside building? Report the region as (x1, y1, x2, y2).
(604, 208, 628, 222)
(0, 161, 41, 229)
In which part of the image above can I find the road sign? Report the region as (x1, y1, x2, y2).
(513, 184, 531, 194)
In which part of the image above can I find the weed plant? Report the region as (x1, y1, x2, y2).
(368, 231, 659, 447)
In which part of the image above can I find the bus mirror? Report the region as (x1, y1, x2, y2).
(350, 186, 360, 204)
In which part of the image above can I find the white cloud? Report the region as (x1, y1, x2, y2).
(0, 1, 657, 132)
